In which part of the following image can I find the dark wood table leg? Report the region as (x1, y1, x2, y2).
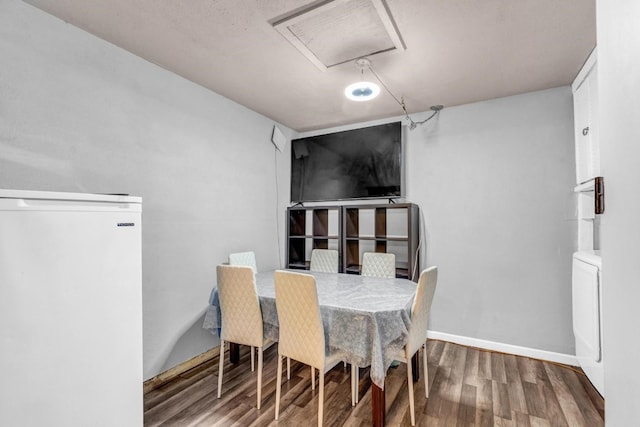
(229, 342, 240, 363)
(372, 382, 386, 427)
(412, 353, 420, 382)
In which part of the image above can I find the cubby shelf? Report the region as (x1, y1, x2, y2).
(286, 205, 342, 271)
(286, 203, 420, 281)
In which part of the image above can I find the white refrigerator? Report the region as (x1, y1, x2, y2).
(0, 189, 143, 427)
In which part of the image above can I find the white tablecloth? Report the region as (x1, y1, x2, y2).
(203, 270, 417, 389)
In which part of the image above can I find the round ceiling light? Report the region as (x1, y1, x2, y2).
(344, 81, 380, 102)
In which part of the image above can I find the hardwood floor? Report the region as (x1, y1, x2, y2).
(144, 340, 604, 426)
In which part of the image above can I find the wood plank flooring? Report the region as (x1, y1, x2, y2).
(144, 341, 604, 426)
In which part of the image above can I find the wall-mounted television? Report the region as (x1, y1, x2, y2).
(290, 122, 402, 203)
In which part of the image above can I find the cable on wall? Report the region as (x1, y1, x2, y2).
(363, 59, 444, 130)
(274, 145, 283, 268)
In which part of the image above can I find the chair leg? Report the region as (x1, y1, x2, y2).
(350, 365, 354, 406)
(407, 356, 415, 426)
(311, 366, 315, 390)
(251, 346, 255, 372)
(355, 365, 359, 404)
(257, 347, 263, 409)
(217, 340, 225, 399)
(318, 370, 325, 426)
(275, 354, 283, 420)
(350, 364, 358, 406)
(423, 342, 429, 398)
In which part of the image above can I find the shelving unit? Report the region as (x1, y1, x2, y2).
(286, 203, 420, 280)
(286, 205, 342, 271)
(343, 203, 419, 281)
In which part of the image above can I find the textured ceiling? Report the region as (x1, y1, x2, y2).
(23, 0, 596, 132)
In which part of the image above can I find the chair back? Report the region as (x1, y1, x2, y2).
(229, 251, 257, 273)
(217, 265, 263, 347)
(274, 270, 325, 369)
(406, 266, 438, 356)
(309, 249, 339, 273)
(361, 252, 396, 278)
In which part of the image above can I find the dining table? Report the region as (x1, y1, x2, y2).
(203, 269, 419, 426)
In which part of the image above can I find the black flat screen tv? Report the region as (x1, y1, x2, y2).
(290, 122, 402, 203)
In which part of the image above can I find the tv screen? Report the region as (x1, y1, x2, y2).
(290, 122, 402, 203)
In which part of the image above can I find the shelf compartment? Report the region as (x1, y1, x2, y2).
(313, 237, 340, 251)
(312, 209, 329, 236)
(345, 208, 359, 238)
(345, 239, 360, 272)
(286, 205, 343, 272)
(385, 207, 409, 239)
(313, 238, 329, 250)
(289, 209, 306, 236)
(375, 208, 387, 237)
(288, 238, 306, 266)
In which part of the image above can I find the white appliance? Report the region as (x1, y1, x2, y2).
(572, 250, 603, 396)
(0, 189, 143, 427)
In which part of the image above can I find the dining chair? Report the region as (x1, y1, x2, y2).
(387, 266, 438, 425)
(353, 251, 396, 378)
(228, 251, 257, 273)
(309, 249, 339, 273)
(228, 250, 259, 369)
(361, 252, 396, 278)
(216, 265, 268, 409)
(274, 270, 357, 425)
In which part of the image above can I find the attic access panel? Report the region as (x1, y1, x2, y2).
(272, 0, 405, 71)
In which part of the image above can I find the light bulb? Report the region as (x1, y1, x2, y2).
(344, 81, 380, 102)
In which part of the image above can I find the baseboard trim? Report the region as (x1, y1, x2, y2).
(143, 346, 220, 394)
(427, 330, 578, 366)
(142, 333, 577, 393)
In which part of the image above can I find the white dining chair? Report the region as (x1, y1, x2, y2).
(216, 265, 268, 409)
(228, 250, 259, 369)
(309, 249, 339, 273)
(361, 252, 396, 278)
(228, 251, 257, 273)
(387, 266, 438, 426)
(274, 270, 357, 425)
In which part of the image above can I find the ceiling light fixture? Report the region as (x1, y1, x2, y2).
(349, 57, 444, 129)
(344, 58, 380, 102)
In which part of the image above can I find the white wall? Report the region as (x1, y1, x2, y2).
(301, 87, 577, 355)
(409, 87, 576, 354)
(0, 0, 292, 379)
(597, 0, 640, 424)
